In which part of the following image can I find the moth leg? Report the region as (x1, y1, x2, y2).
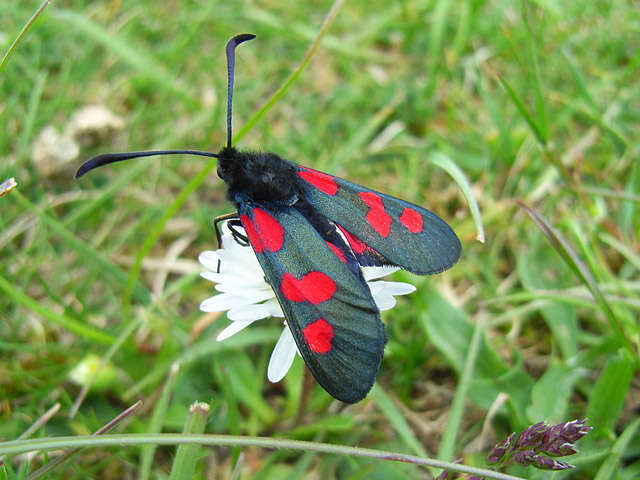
(213, 211, 249, 246)
(213, 212, 241, 248)
(227, 218, 250, 247)
(213, 212, 264, 281)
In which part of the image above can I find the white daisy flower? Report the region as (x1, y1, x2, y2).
(199, 220, 417, 383)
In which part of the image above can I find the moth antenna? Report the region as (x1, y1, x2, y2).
(75, 150, 218, 178)
(225, 33, 256, 149)
(77, 35, 255, 179)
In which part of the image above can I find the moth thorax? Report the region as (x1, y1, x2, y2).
(217, 147, 299, 204)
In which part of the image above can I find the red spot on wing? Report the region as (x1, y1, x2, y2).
(337, 225, 366, 254)
(240, 214, 265, 253)
(280, 274, 305, 302)
(281, 271, 336, 305)
(297, 168, 338, 196)
(253, 208, 284, 252)
(359, 192, 391, 238)
(326, 241, 347, 263)
(400, 207, 423, 233)
(303, 318, 334, 354)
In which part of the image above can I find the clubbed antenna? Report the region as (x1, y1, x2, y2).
(75, 150, 217, 178)
(75, 34, 256, 179)
(225, 33, 256, 148)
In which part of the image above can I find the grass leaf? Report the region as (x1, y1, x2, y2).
(517, 201, 637, 360)
(594, 417, 640, 480)
(586, 350, 635, 437)
(169, 402, 210, 480)
(522, 0, 549, 143)
(498, 73, 547, 147)
(372, 384, 427, 458)
(430, 151, 485, 243)
(50, 9, 198, 107)
(139, 363, 181, 480)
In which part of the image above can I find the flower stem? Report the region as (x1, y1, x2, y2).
(1, 433, 526, 480)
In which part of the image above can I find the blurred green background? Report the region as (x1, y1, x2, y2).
(1, 0, 638, 478)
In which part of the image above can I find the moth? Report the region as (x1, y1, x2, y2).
(77, 34, 461, 403)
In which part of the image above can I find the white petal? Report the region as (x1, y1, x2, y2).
(198, 250, 221, 271)
(216, 319, 255, 341)
(369, 281, 415, 311)
(215, 282, 274, 300)
(200, 271, 223, 283)
(228, 303, 273, 321)
(375, 281, 416, 296)
(199, 293, 247, 312)
(373, 291, 397, 311)
(220, 241, 262, 271)
(216, 244, 255, 267)
(265, 299, 285, 317)
(362, 265, 400, 281)
(231, 273, 267, 288)
(267, 327, 297, 382)
(367, 281, 386, 296)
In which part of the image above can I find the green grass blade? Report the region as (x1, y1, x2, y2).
(526, 363, 582, 423)
(0, 0, 50, 73)
(69, 318, 144, 418)
(0, 434, 527, 480)
(522, 0, 548, 142)
(0, 272, 113, 345)
(371, 383, 427, 457)
(565, 102, 628, 156)
(594, 417, 640, 480)
(213, 362, 242, 467)
(430, 151, 485, 243)
(234, 0, 345, 141)
(49, 9, 197, 107)
(12, 189, 151, 304)
(0, 404, 60, 464)
(571, 186, 640, 203)
(67, 158, 154, 226)
(26, 401, 143, 480)
(17, 72, 46, 162)
(621, 159, 640, 234)
(498, 73, 546, 147)
(561, 48, 597, 111)
(586, 350, 635, 437)
(123, 327, 281, 400)
(438, 314, 484, 462)
(478, 73, 514, 163)
(425, 293, 534, 415)
(138, 363, 180, 480)
(560, 48, 628, 155)
(517, 248, 578, 359)
(223, 353, 276, 425)
(428, 0, 453, 76)
(286, 449, 317, 480)
(245, 6, 372, 60)
(487, 289, 640, 313)
(518, 201, 637, 361)
(121, 155, 217, 321)
(169, 402, 210, 480)
(328, 92, 403, 170)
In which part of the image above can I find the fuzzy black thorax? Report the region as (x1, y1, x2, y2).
(217, 146, 300, 205)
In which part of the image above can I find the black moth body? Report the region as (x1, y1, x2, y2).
(217, 146, 299, 204)
(76, 34, 461, 403)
